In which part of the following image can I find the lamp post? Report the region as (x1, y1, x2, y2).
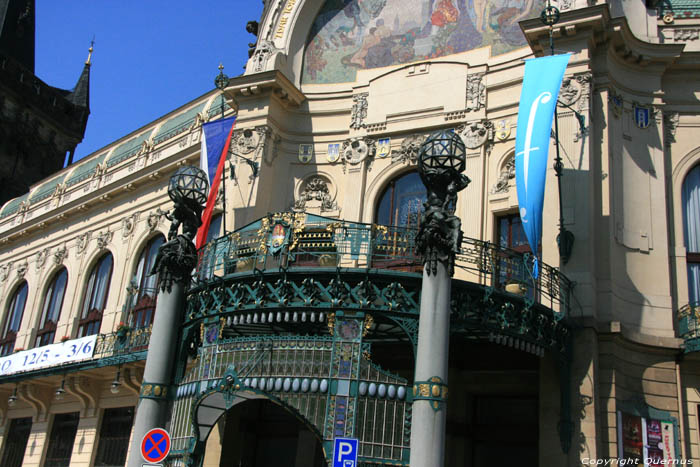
(214, 63, 229, 235)
(409, 130, 470, 467)
(127, 166, 208, 467)
(541, 3, 575, 263)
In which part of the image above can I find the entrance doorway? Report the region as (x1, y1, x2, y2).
(203, 399, 326, 467)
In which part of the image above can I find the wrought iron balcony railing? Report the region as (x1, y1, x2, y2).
(678, 302, 700, 353)
(93, 326, 152, 361)
(194, 214, 572, 315)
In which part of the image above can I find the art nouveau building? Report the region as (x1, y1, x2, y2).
(0, 0, 699, 466)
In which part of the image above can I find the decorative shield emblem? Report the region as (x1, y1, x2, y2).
(495, 119, 511, 141)
(205, 324, 219, 344)
(327, 143, 340, 163)
(269, 222, 288, 254)
(634, 105, 650, 129)
(377, 138, 391, 158)
(610, 94, 623, 119)
(299, 144, 313, 163)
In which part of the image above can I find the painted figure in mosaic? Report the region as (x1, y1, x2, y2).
(302, 0, 544, 84)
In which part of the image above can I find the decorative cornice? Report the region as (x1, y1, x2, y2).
(521, 5, 685, 71)
(225, 70, 305, 107)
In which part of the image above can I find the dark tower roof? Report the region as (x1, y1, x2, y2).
(0, 0, 35, 72)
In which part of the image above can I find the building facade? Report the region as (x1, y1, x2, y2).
(0, 0, 699, 466)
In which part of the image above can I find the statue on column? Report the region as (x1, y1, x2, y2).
(151, 166, 209, 292)
(416, 130, 470, 276)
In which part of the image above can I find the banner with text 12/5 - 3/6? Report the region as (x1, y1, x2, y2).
(0, 334, 97, 376)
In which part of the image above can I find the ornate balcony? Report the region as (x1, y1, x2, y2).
(194, 212, 571, 313)
(189, 212, 572, 356)
(678, 302, 700, 353)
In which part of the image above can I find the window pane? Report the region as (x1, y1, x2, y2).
(79, 254, 113, 336)
(132, 236, 164, 329)
(682, 165, 700, 303)
(0, 417, 32, 467)
(45, 412, 79, 467)
(40, 269, 68, 329)
(6, 283, 28, 335)
(375, 172, 426, 227)
(1, 282, 28, 355)
(94, 407, 134, 467)
(206, 213, 223, 243)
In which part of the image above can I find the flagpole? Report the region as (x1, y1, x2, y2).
(214, 63, 229, 235)
(542, 2, 574, 264)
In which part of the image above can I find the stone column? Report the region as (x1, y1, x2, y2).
(127, 282, 186, 467)
(409, 130, 470, 467)
(127, 166, 207, 467)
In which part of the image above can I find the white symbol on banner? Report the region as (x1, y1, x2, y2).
(516, 91, 552, 198)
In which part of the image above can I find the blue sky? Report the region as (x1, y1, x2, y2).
(35, 1, 265, 163)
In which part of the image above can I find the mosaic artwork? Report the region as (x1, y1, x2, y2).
(302, 0, 544, 84)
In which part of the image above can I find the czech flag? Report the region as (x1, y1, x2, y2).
(196, 116, 236, 249)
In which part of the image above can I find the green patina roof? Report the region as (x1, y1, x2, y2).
(207, 95, 232, 117)
(660, 0, 700, 16)
(154, 102, 206, 144)
(66, 152, 108, 187)
(106, 130, 154, 168)
(0, 193, 29, 218)
(29, 173, 68, 204)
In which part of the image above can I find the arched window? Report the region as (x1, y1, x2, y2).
(35, 268, 68, 347)
(682, 165, 700, 303)
(375, 171, 426, 228)
(373, 172, 426, 270)
(130, 235, 165, 329)
(78, 253, 113, 337)
(0, 282, 28, 356)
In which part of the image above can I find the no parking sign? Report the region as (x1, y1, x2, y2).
(141, 428, 171, 464)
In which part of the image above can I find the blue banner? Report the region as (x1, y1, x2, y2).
(515, 54, 570, 276)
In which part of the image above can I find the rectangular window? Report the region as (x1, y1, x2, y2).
(0, 417, 32, 467)
(94, 407, 135, 466)
(44, 412, 79, 467)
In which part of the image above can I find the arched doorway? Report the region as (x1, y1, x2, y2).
(203, 399, 326, 467)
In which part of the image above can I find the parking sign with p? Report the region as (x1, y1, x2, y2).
(333, 437, 358, 467)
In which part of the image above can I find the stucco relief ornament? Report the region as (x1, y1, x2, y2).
(96, 230, 113, 250)
(251, 40, 279, 73)
(465, 73, 485, 112)
(491, 157, 515, 194)
(76, 233, 90, 254)
(293, 177, 337, 212)
(341, 137, 376, 172)
(0, 263, 10, 282)
(232, 128, 259, 155)
(147, 208, 165, 232)
(664, 112, 679, 147)
(350, 93, 368, 130)
(53, 246, 68, 265)
(674, 28, 700, 41)
(458, 120, 493, 149)
(121, 213, 139, 239)
(392, 134, 426, 165)
(35, 248, 50, 271)
(557, 77, 582, 107)
(16, 261, 28, 279)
